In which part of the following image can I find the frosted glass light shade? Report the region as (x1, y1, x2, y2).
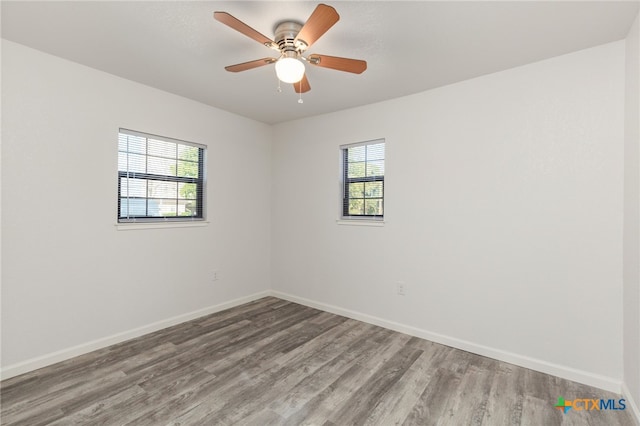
(275, 57, 305, 83)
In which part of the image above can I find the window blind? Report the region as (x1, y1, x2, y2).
(341, 139, 385, 218)
(118, 129, 206, 222)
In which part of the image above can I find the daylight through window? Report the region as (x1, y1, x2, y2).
(118, 129, 205, 222)
(341, 140, 385, 219)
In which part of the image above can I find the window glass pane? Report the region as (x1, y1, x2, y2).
(366, 160, 385, 177)
(178, 145, 200, 161)
(120, 178, 147, 197)
(120, 198, 147, 217)
(118, 134, 127, 152)
(348, 162, 366, 178)
(347, 146, 365, 162)
(365, 199, 383, 215)
(178, 183, 198, 200)
(366, 143, 385, 160)
(118, 134, 146, 154)
(179, 200, 198, 216)
(348, 182, 364, 198)
(148, 139, 176, 158)
(128, 154, 147, 174)
(364, 182, 383, 198)
(348, 199, 364, 215)
(177, 160, 199, 178)
(120, 153, 146, 173)
(148, 180, 177, 199)
(153, 199, 178, 217)
(118, 151, 127, 172)
(148, 156, 176, 176)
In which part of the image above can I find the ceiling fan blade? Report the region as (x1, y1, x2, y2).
(294, 74, 311, 93)
(308, 54, 367, 74)
(214, 11, 276, 49)
(294, 4, 339, 49)
(225, 58, 276, 72)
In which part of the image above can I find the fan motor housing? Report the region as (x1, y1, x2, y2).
(274, 21, 307, 52)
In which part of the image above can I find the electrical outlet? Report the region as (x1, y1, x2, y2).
(396, 282, 405, 296)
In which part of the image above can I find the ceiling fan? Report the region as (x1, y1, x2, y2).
(214, 3, 367, 94)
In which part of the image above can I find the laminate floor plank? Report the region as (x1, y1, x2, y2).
(47, 385, 146, 426)
(3, 406, 65, 426)
(169, 301, 309, 346)
(282, 331, 417, 425)
(180, 324, 390, 424)
(194, 297, 290, 328)
(193, 313, 351, 387)
(36, 342, 178, 420)
(119, 366, 227, 426)
(129, 306, 344, 425)
(521, 394, 562, 426)
(482, 363, 525, 425)
(326, 345, 424, 425)
(402, 366, 463, 425)
(1, 297, 635, 426)
(269, 323, 391, 420)
(439, 358, 496, 426)
(241, 408, 286, 426)
(362, 344, 448, 426)
(1, 370, 127, 425)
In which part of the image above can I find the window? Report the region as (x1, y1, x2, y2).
(118, 129, 205, 222)
(341, 139, 385, 219)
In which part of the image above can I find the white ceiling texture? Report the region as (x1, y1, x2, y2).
(2, 1, 639, 124)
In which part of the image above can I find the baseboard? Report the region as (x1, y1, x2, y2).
(270, 290, 622, 394)
(0, 290, 271, 381)
(622, 382, 640, 425)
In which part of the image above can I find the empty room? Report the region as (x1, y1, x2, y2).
(1, 1, 639, 425)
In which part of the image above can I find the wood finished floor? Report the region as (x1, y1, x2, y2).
(0, 297, 635, 426)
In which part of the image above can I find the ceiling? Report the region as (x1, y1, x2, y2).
(2, 1, 638, 124)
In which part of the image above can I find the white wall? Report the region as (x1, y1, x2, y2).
(623, 11, 640, 417)
(272, 41, 625, 389)
(1, 40, 272, 370)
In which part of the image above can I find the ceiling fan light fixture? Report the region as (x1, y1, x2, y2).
(215, 4, 365, 95)
(275, 57, 305, 84)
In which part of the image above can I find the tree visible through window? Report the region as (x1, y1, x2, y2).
(341, 140, 385, 218)
(118, 129, 205, 222)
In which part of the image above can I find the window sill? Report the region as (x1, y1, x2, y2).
(115, 221, 209, 231)
(336, 219, 385, 227)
